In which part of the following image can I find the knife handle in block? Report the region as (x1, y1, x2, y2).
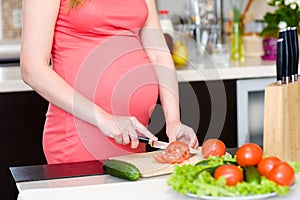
(276, 38, 284, 85)
(279, 28, 289, 83)
(291, 27, 299, 80)
(287, 28, 295, 82)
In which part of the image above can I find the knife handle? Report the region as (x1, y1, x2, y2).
(291, 27, 299, 80)
(277, 38, 284, 85)
(279, 28, 289, 83)
(137, 136, 150, 143)
(287, 27, 295, 82)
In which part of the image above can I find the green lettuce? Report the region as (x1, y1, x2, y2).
(167, 156, 295, 197)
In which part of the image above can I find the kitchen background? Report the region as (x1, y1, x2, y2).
(0, 1, 285, 200)
(0, 0, 278, 146)
(0, 0, 275, 42)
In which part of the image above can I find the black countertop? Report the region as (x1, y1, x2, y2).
(10, 148, 237, 183)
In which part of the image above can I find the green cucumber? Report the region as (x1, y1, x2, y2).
(243, 166, 261, 184)
(195, 159, 210, 166)
(103, 159, 140, 181)
(201, 165, 220, 176)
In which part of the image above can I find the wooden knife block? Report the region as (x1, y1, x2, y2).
(263, 81, 300, 161)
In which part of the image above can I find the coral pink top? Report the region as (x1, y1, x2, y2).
(43, 0, 158, 164)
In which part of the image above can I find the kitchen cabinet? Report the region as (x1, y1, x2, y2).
(148, 80, 237, 149)
(0, 91, 48, 200)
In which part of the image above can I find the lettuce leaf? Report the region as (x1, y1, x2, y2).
(167, 156, 293, 197)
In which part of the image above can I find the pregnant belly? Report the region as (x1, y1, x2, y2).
(71, 36, 159, 124)
(95, 52, 159, 124)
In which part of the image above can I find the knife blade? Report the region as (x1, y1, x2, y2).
(138, 136, 200, 154)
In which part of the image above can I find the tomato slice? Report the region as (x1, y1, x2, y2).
(152, 141, 190, 164)
(152, 153, 168, 163)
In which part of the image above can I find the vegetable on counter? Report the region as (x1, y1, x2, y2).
(214, 164, 243, 186)
(201, 139, 226, 159)
(235, 143, 263, 167)
(167, 142, 300, 197)
(103, 159, 140, 181)
(152, 141, 190, 164)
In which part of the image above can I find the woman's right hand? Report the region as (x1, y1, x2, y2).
(96, 111, 157, 149)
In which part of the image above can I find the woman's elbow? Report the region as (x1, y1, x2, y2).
(20, 60, 30, 84)
(20, 58, 38, 86)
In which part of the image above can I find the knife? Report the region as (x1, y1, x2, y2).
(291, 27, 299, 81)
(276, 38, 284, 85)
(279, 28, 289, 84)
(287, 27, 295, 82)
(138, 136, 201, 154)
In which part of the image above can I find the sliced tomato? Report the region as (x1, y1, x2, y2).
(152, 141, 190, 164)
(152, 153, 168, 163)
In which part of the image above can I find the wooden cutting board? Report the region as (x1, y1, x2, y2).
(110, 149, 205, 177)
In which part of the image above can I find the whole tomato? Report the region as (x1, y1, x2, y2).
(257, 156, 281, 177)
(201, 139, 226, 159)
(214, 165, 243, 186)
(268, 162, 295, 186)
(235, 143, 263, 167)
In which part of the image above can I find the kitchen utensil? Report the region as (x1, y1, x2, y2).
(109, 150, 204, 177)
(287, 27, 295, 82)
(276, 38, 283, 85)
(279, 28, 289, 83)
(138, 136, 201, 154)
(264, 27, 300, 161)
(291, 27, 299, 80)
(263, 81, 300, 161)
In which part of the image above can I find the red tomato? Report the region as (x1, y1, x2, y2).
(268, 162, 295, 186)
(201, 139, 226, 159)
(235, 143, 263, 166)
(152, 141, 190, 164)
(257, 156, 281, 177)
(214, 165, 243, 186)
(153, 153, 168, 163)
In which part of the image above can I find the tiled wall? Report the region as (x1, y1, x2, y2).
(2, 0, 22, 41)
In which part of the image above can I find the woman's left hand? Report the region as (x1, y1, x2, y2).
(166, 122, 199, 149)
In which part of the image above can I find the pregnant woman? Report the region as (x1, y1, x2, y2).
(21, 0, 199, 164)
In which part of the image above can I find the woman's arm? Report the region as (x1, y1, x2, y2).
(21, 0, 156, 148)
(141, 0, 198, 148)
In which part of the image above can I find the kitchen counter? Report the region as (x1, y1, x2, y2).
(11, 159, 300, 200)
(0, 57, 276, 93)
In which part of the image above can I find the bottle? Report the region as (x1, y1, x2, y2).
(158, 10, 174, 38)
(230, 6, 244, 61)
(158, 10, 175, 52)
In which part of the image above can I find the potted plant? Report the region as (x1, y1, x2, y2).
(260, 0, 300, 60)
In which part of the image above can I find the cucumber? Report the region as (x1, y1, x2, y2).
(103, 159, 140, 181)
(195, 159, 210, 166)
(201, 165, 220, 176)
(243, 166, 261, 184)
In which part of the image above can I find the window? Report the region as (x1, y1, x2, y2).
(0, 0, 21, 64)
